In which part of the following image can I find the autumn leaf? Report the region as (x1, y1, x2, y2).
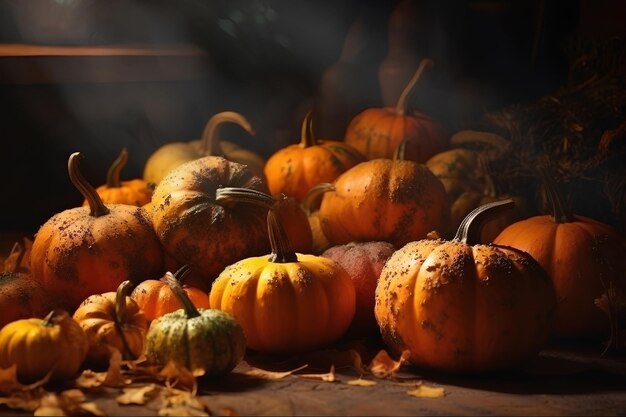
(155, 387, 210, 416)
(368, 349, 411, 379)
(0, 391, 42, 413)
(34, 390, 105, 416)
(297, 365, 336, 382)
(406, 382, 447, 398)
(242, 362, 309, 380)
(346, 378, 377, 387)
(75, 349, 131, 389)
(117, 383, 160, 405)
(159, 361, 204, 393)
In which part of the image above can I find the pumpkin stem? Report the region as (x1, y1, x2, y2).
(172, 264, 192, 285)
(113, 280, 137, 360)
(106, 148, 128, 188)
(199, 111, 255, 156)
(299, 110, 318, 148)
(454, 199, 515, 244)
(539, 164, 574, 223)
(392, 138, 410, 161)
(164, 269, 201, 319)
(6, 241, 26, 274)
(268, 201, 298, 263)
(69, 152, 110, 217)
(302, 183, 335, 215)
(41, 309, 69, 327)
(396, 57, 433, 115)
(215, 187, 275, 209)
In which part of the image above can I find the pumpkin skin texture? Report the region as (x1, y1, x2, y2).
(210, 202, 356, 354)
(73, 281, 149, 370)
(30, 153, 165, 311)
(263, 111, 365, 202)
(318, 158, 450, 247)
(145, 273, 246, 376)
(150, 156, 270, 291)
(375, 200, 556, 374)
(321, 241, 396, 337)
(0, 309, 88, 384)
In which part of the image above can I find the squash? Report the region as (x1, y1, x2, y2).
(143, 111, 262, 185)
(145, 272, 246, 376)
(131, 265, 211, 323)
(375, 199, 556, 373)
(30, 152, 165, 311)
(209, 197, 356, 354)
(0, 309, 88, 384)
(73, 280, 149, 370)
(263, 110, 365, 202)
(149, 156, 270, 291)
(318, 141, 450, 247)
(493, 166, 626, 340)
(85, 147, 153, 207)
(345, 58, 448, 162)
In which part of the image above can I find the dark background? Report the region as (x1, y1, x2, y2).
(0, 0, 624, 233)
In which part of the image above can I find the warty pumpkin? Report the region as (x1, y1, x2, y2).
(263, 110, 365, 202)
(209, 198, 356, 354)
(30, 152, 165, 311)
(145, 272, 246, 376)
(375, 199, 556, 374)
(344, 58, 448, 163)
(73, 280, 149, 370)
(0, 309, 88, 384)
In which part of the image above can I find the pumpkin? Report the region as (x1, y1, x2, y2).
(73, 280, 149, 370)
(145, 272, 246, 376)
(0, 241, 53, 329)
(321, 240, 396, 337)
(143, 111, 263, 185)
(344, 58, 448, 163)
(209, 199, 356, 354)
(374, 199, 556, 373)
(85, 147, 153, 207)
(493, 166, 626, 340)
(30, 152, 165, 311)
(263, 110, 365, 202)
(302, 183, 335, 255)
(0, 309, 88, 383)
(131, 264, 211, 322)
(318, 141, 450, 247)
(149, 156, 270, 291)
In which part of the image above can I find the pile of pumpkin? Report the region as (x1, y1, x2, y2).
(1, 63, 625, 387)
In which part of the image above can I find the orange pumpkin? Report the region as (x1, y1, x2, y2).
(375, 199, 556, 373)
(263, 111, 365, 202)
(85, 147, 153, 207)
(131, 265, 211, 322)
(345, 58, 448, 162)
(493, 167, 626, 340)
(30, 152, 165, 311)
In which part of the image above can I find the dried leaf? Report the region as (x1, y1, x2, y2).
(159, 361, 203, 393)
(368, 349, 410, 379)
(406, 383, 447, 398)
(243, 363, 308, 380)
(290, 348, 367, 375)
(297, 365, 336, 382)
(0, 392, 42, 412)
(76, 349, 131, 389)
(346, 378, 377, 387)
(156, 388, 209, 416)
(34, 390, 105, 416)
(117, 384, 160, 405)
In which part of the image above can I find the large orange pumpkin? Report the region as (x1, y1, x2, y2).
(30, 152, 164, 311)
(344, 58, 448, 163)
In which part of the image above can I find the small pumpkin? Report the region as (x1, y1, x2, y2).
(85, 147, 153, 207)
(149, 156, 270, 291)
(344, 58, 448, 163)
(263, 110, 365, 202)
(318, 141, 450, 247)
(0, 309, 88, 384)
(145, 272, 246, 376)
(374, 199, 556, 374)
(73, 280, 149, 370)
(131, 265, 211, 323)
(493, 166, 626, 340)
(30, 152, 165, 311)
(210, 198, 356, 354)
(143, 111, 262, 185)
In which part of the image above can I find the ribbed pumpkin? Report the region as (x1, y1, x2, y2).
(145, 273, 246, 376)
(149, 156, 270, 291)
(263, 111, 365, 202)
(318, 142, 450, 247)
(493, 167, 626, 340)
(375, 199, 556, 374)
(209, 198, 356, 354)
(344, 58, 448, 163)
(30, 152, 165, 311)
(0, 309, 88, 384)
(131, 265, 211, 323)
(85, 147, 153, 207)
(73, 280, 149, 370)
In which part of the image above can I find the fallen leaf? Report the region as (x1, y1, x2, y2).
(0, 392, 42, 412)
(243, 363, 308, 380)
(346, 378, 377, 387)
(407, 383, 447, 398)
(297, 365, 336, 382)
(156, 388, 210, 416)
(117, 384, 160, 405)
(290, 348, 367, 375)
(368, 349, 411, 379)
(34, 390, 106, 416)
(159, 361, 203, 393)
